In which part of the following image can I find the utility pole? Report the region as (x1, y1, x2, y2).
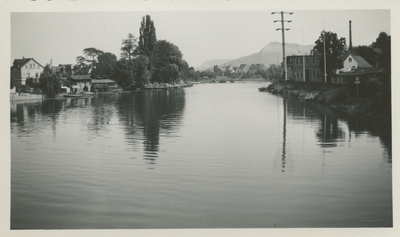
(302, 29, 306, 82)
(323, 21, 327, 83)
(323, 30, 327, 83)
(272, 11, 293, 81)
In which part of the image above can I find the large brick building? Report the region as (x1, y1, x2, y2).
(286, 53, 323, 82)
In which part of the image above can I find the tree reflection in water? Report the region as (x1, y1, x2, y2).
(117, 89, 185, 165)
(11, 90, 389, 169)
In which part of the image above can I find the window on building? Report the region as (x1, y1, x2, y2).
(349, 58, 352, 63)
(306, 58, 309, 65)
(300, 58, 303, 64)
(35, 73, 38, 77)
(300, 70, 303, 79)
(310, 69, 314, 79)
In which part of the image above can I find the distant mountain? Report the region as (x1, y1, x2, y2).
(195, 59, 233, 71)
(197, 42, 314, 71)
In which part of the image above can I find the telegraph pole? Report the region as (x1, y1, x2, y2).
(323, 21, 327, 83)
(272, 11, 293, 81)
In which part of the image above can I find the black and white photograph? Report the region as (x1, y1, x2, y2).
(1, 0, 398, 236)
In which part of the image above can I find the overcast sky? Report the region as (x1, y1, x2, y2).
(9, 6, 391, 69)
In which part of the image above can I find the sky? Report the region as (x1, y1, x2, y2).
(10, 8, 390, 69)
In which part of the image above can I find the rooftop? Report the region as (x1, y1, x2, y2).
(91, 79, 116, 84)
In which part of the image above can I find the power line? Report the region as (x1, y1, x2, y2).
(294, 17, 389, 24)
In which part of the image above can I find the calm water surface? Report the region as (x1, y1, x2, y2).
(11, 82, 392, 229)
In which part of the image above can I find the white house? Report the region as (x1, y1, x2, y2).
(332, 54, 376, 84)
(11, 57, 44, 86)
(340, 54, 372, 72)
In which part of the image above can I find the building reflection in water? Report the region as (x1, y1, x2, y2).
(275, 97, 392, 172)
(11, 99, 64, 138)
(316, 110, 346, 148)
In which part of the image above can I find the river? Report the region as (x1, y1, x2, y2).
(10, 82, 392, 229)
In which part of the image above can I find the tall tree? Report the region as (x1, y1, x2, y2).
(39, 65, 61, 98)
(314, 31, 346, 81)
(121, 33, 138, 60)
(137, 15, 157, 79)
(138, 15, 157, 55)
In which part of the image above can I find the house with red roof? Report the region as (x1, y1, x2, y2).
(11, 57, 44, 87)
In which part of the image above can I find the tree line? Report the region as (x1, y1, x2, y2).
(73, 15, 197, 89)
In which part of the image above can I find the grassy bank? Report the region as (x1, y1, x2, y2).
(260, 77, 391, 126)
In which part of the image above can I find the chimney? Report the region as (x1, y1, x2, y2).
(349, 20, 352, 51)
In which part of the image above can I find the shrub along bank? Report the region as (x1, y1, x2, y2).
(262, 74, 391, 126)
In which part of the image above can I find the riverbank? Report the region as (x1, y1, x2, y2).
(260, 80, 391, 126)
(10, 93, 45, 102)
